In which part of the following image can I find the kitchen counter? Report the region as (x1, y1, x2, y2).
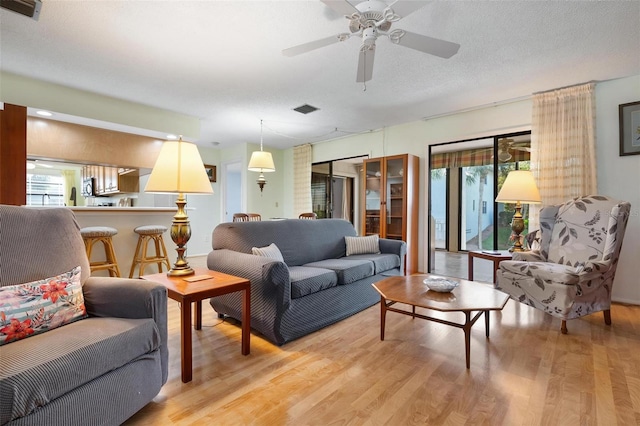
(70, 207, 180, 277)
(69, 206, 177, 213)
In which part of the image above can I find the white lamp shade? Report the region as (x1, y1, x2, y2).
(495, 170, 541, 204)
(145, 140, 214, 194)
(248, 150, 275, 172)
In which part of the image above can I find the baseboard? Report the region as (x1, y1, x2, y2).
(612, 296, 640, 306)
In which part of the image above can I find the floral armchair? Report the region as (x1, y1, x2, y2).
(495, 195, 631, 334)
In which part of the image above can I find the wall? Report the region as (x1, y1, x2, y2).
(288, 75, 640, 304)
(1, 72, 199, 140)
(594, 75, 640, 304)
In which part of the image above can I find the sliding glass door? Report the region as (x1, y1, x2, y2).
(428, 132, 531, 271)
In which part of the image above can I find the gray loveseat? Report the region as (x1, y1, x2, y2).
(207, 219, 406, 345)
(0, 205, 168, 426)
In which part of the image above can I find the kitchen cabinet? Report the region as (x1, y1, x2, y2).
(82, 165, 139, 195)
(362, 154, 419, 274)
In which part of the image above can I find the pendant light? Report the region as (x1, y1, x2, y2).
(247, 120, 275, 192)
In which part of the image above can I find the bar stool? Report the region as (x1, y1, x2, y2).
(80, 226, 121, 277)
(129, 225, 171, 278)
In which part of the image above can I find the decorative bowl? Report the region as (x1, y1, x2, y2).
(423, 278, 459, 293)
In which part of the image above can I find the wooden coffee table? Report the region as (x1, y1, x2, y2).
(141, 268, 250, 383)
(372, 274, 509, 369)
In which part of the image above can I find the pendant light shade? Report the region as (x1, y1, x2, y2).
(248, 151, 275, 172)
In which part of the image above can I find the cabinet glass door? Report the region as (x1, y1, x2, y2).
(363, 159, 382, 236)
(385, 156, 405, 240)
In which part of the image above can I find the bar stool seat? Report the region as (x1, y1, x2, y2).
(129, 225, 171, 278)
(81, 226, 121, 277)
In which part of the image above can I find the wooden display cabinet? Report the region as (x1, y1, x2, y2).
(362, 154, 419, 274)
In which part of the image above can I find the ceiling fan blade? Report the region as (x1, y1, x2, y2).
(390, 30, 460, 59)
(356, 46, 375, 83)
(386, 0, 429, 20)
(321, 0, 359, 17)
(282, 34, 350, 57)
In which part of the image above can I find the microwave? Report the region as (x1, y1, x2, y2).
(82, 177, 95, 197)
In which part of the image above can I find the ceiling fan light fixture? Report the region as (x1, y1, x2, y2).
(498, 150, 513, 162)
(362, 27, 378, 46)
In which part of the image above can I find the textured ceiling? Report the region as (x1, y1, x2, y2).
(1, 0, 639, 150)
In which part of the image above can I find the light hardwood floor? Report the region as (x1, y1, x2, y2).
(125, 257, 640, 425)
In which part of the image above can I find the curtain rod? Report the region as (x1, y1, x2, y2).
(421, 95, 531, 121)
(533, 80, 598, 95)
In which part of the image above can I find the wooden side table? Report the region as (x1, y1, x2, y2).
(141, 268, 250, 383)
(468, 250, 512, 283)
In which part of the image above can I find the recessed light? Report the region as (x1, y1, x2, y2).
(166, 134, 178, 140)
(36, 110, 53, 117)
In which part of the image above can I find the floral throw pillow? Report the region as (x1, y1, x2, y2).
(0, 266, 87, 346)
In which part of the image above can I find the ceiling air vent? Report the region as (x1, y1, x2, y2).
(293, 104, 319, 115)
(0, 0, 42, 20)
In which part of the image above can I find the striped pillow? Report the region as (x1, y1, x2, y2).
(345, 235, 380, 256)
(252, 243, 284, 262)
(0, 266, 87, 346)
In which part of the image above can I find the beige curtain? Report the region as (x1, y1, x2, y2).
(529, 82, 597, 230)
(293, 144, 312, 215)
(61, 170, 77, 206)
(341, 178, 350, 221)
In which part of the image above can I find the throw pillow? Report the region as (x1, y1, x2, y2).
(0, 266, 87, 346)
(345, 235, 380, 256)
(252, 243, 285, 262)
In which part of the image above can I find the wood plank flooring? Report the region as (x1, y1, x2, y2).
(124, 257, 640, 425)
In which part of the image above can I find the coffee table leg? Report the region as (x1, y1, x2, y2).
(464, 311, 471, 369)
(241, 287, 251, 355)
(180, 300, 193, 383)
(380, 296, 386, 341)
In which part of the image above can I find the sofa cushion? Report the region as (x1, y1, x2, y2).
(251, 243, 284, 262)
(289, 266, 338, 299)
(344, 253, 400, 274)
(303, 259, 375, 285)
(345, 235, 380, 256)
(0, 266, 87, 346)
(0, 316, 160, 424)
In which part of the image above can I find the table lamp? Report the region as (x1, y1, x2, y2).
(495, 170, 541, 252)
(145, 137, 213, 276)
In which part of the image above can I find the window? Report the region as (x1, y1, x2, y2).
(27, 173, 64, 206)
(482, 201, 487, 214)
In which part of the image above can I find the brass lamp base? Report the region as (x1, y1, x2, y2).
(168, 192, 195, 276)
(509, 201, 526, 252)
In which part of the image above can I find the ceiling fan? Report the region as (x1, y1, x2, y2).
(496, 138, 531, 162)
(282, 0, 460, 83)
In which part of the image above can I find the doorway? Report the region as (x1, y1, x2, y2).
(223, 160, 243, 223)
(311, 155, 365, 227)
(428, 131, 531, 277)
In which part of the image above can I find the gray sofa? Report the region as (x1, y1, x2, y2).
(207, 219, 406, 345)
(0, 205, 168, 426)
